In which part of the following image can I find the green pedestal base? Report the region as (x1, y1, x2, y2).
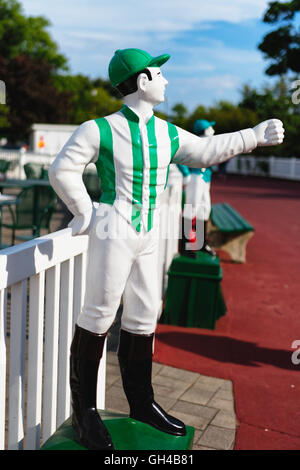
(41, 410, 195, 450)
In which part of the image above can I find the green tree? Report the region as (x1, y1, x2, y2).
(0, 0, 72, 141)
(53, 74, 123, 124)
(258, 0, 300, 75)
(239, 77, 300, 156)
(0, 0, 68, 71)
(170, 103, 188, 128)
(183, 102, 258, 136)
(0, 54, 72, 142)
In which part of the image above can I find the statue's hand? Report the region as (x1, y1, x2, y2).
(68, 208, 94, 236)
(253, 119, 284, 147)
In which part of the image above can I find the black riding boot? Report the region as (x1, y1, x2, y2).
(118, 329, 186, 436)
(70, 324, 114, 450)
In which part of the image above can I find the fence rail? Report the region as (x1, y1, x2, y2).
(1, 149, 300, 181)
(226, 155, 300, 181)
(0, 170, 182, 450)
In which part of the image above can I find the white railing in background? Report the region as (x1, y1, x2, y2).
(1, 149, 300, 182)
(226, 155, 300, 181)
(0, 149, 55, 180)
(0, 170, 182, 450)
(0, 150, 98, 179)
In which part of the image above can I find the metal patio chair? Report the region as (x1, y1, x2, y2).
(1, 185, 57, 245)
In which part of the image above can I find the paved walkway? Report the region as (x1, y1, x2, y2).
(105, 351, 237, 450)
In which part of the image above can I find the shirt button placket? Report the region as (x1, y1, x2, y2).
(141, 125, 150, 230)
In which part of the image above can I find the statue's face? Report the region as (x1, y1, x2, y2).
(141, 67, 168, 105)
(204, 126, 215, 137)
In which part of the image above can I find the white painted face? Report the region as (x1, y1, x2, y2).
(204, 126, 215, 136)
(139, 67, 168, 105)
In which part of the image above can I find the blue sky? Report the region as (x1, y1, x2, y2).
(20, 0, 277, 113)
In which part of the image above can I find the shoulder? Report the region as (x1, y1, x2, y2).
(153, 116, 180, 140)
(76, 119, 99, 137)
(68, 120, 100, 153)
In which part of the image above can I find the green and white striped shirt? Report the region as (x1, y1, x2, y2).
(50, 105, 257, 232)
(94, 105, 180, 232)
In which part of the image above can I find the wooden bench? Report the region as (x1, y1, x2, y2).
(207, 203, 254, 263)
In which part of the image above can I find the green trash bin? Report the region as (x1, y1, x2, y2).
(161, 252, 226, 330)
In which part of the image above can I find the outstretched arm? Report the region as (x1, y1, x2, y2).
(173, 119, 284, 167)
(48, 120, 100, 234)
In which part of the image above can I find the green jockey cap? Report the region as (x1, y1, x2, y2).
(193, 119, 215, 135)
(109, 48, 170, 87)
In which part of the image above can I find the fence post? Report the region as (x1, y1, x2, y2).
(57, 258, 74, 428)
(290, 157, 296, 179)
(26, 272, 45, 450)
(18, 148, 27, 179)
(0, 289, 7, 450)
(8, 280, 27, 450)
(42, 264, 60, 444)
(269, 156, 275, 177)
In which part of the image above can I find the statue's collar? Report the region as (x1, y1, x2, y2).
(120, 105, 154, 125)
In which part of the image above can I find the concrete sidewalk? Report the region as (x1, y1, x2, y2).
(105, 351, 237, 450)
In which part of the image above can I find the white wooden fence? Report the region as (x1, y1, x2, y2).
(0, 229, 98, 450)
(0, 171, 182, 450)
(226, 155, 300, 180)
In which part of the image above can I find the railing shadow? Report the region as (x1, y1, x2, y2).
(156, 330, 299, 372)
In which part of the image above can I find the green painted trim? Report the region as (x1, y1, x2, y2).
(121, 106, 143, 232)
(94, 118, 116, 205)
(165, 122, 179, 189)
(120, 104, 140, 123)
(146, 115, 158, 231)
(164, 165, 170, 190)
(168, 122, 179, 161)
(167, 270, 223, 281)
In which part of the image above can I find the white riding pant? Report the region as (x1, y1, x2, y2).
(183, 174, 211, 221)
(76, 203, 161, 336)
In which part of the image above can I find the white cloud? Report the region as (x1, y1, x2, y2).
(19, 1, 271, 107)
(165, 73, 242, 111)
(170, 74, 241, 95)
(20, 0, 270, 69)
(21, 0, 270, 33)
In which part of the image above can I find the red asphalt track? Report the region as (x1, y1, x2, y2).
(154, 174, 300, 450)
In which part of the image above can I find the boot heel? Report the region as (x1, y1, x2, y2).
(118, 329, 186, 436)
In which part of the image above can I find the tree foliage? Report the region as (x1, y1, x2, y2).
(239, 77, 300, 156)
(0, 54, 72, 141)
(52, 74, 122, 124)
(0, 0, 123, 141)
(258, 1, 300, 75)
(0, 0, 68, 71)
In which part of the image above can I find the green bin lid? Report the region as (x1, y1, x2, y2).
(168, 252, 222, 279)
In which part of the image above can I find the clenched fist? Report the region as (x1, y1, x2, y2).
(253, 119, 284, 147)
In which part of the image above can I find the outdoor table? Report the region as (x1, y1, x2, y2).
(0, 178, 54, 237)
(0, 194, 18, 248)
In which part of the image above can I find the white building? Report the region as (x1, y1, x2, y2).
(30, 123, 78, 156)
